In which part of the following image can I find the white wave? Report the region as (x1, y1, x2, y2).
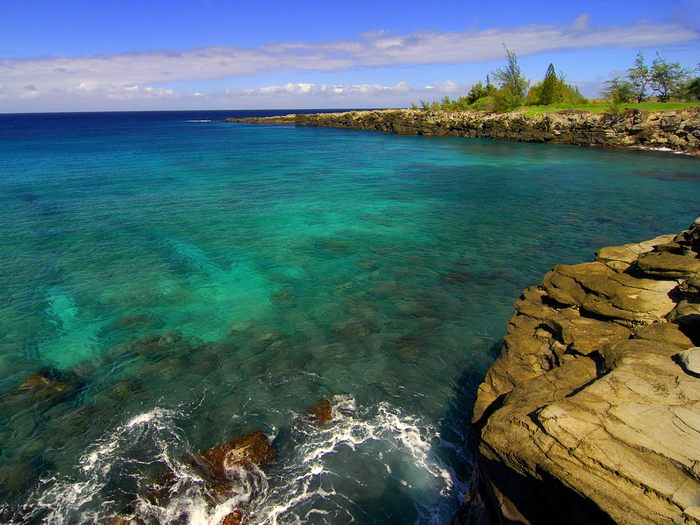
(255, 396, 459, 525)
(20, 398, 463, 524)
(186, 119, 212, 123)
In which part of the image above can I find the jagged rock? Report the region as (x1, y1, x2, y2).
(226, 108, 700, 156)
(192, 431, 274, 482)
(678, 347, 700, 374)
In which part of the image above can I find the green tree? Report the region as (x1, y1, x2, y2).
(492, 45, 529, 106)
(601, 78, 634, 104)
(539, 63, 558, 105)
(627, 51, 650, 103)
(685, 77, 700, 101)
(650, 53, 689, 101)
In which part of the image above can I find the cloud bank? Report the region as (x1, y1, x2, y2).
(0, 15, 697, 111)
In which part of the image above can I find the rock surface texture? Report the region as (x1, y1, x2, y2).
(226, 108, 700, 155)
(464, 218, 700, 525)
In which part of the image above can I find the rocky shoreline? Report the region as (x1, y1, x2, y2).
(460, 218, 700, 524)
(225, 108, 700, 155)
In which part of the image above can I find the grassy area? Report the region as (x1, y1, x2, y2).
(520, 101, 700, 115)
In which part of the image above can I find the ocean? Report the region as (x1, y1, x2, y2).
(0, 110, 698, 524)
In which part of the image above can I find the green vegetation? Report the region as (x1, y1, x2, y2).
(414, 48, 700, 114)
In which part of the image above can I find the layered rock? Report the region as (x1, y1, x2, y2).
(226, 108, 700, 156)
(468, 218, 700, 525)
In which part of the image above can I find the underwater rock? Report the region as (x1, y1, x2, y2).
(112, 313, 163, 330)
(192, 431, 274, 482)
(467, 217, 700, 525)
(12, 369, 79, 404)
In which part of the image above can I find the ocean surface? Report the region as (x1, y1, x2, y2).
(0, 110, 698, 524)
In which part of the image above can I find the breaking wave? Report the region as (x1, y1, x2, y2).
(18, 397, 463, 524)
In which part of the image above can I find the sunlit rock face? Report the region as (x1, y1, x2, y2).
(466, 217, 700, 525)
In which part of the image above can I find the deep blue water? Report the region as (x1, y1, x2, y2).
(0, 110, 698, 524)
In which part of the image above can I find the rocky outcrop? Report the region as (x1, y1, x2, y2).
(466, 218, 700, 524)
(226, 108, 700, 155)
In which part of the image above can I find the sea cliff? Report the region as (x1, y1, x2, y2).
(225, 108, 700, 155)
(460, 218, 700, 524)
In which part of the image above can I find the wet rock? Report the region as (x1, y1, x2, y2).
(13, 369, 79, 403)
(308, 399, 335, 425)
(221, 510, 244, 525)
(678, 347, 700, 374)
(105, 517, 133, 525)
(192, 431, 274, 482)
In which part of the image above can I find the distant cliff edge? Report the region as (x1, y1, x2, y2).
(225, 108, 700, 156)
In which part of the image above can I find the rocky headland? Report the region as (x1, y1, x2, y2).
(225, 108, 700, 155)
(460, 218, 700, 524)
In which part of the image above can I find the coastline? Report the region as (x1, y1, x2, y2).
(225, 108, 700, 156)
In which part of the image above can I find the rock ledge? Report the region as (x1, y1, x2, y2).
(464, 218, 700, 525)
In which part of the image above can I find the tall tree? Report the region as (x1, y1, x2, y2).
(650, 53, 689, 101)
(539, 63, 558, 105)
(627, 51, 650, 103)
(492, 45, 529, 102)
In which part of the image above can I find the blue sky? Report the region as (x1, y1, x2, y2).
(1, 0, 698, 111)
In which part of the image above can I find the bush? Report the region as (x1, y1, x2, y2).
(492, 85, 523, 112)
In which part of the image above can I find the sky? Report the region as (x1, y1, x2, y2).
(0, 0, 699, 112)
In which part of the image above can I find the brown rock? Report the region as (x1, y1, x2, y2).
(469, 222, 700, 525)
(636, 250, 700, 278)
(221, 510, 244, 525)
(543, 262, 677, 325)
(16, 371, 75, 401)
(634, 322, 694, 349)
(308, 400, 334, 425)
(193, 431, 273, 482)
(596, 234, 675, 272)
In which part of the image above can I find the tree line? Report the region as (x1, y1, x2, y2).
(415, 47, 700, 112)
(603, 51, 699, 103)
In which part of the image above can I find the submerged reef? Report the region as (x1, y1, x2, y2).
(459, 218, 700, 524)
(226, 108, 700, 155)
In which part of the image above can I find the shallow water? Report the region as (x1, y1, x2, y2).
(0, 110, 698, 524)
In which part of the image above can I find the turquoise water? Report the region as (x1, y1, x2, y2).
(0, 111, 698, 524)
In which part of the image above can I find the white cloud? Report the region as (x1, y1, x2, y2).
(0, 15, 697, 110)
